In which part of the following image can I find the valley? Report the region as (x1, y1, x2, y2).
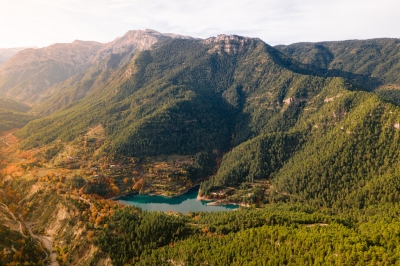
(1, 30, 400, 265)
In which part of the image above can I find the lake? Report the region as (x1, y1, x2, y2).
(118, 186, 239, 213)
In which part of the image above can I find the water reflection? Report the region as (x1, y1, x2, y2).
(118, 186, 239, 212)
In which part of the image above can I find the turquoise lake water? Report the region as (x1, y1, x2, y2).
(118, 186, 239, 213)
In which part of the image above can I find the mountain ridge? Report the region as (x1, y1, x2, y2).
(275, 38, 400, 88)
(0, 29, 193, 104)
(0, 47, 34, 66)
(2, 30, 400, 265)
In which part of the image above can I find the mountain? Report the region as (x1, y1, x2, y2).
(0, 98, 35, 133)
(29, 30, 194, 115)
(0, 47, 32, 66)
(275, 38, 400, 104)
(0, 98, 30, 113)
(3, 31, 400, 265)
(16, 34, 400, 210)
(0, 29, 192, 106)
(17, 35, 247, 153)
(0, 41, 103, 102)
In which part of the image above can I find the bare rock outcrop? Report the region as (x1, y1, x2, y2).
(203, 34, 259, 54)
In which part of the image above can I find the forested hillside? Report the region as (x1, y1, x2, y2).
(0, 29, 191, 106)
(0, 98, 35, 133)
(2, 32, 400, 265)
(275, 38, 400, 88)
(16, 35, 400, 207)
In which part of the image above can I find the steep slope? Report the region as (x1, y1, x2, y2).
(0, 98, 30, 113)
(29, 57, 133, 115)
(0, 41, 103, 102)
(0, 47, 32, 66)
(0, 29, 192, 106)
(5, 32, 400, 266)
(0, 98, 35, 133)
(14, 34, 400, 209)
(271, 92, 400, 208)
(17, 35, 305, 154)
(206, 85, 400, 207)
(93, 29, 193, 64)
(17, 36, 243, 155)
(275, 38, 400, 91)
(31, 30, 194, 115)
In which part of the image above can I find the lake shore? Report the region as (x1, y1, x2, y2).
(115, 185, 248, 209)
(197, 195, 249, 207)
(112, 184, 200, 200)
(116, 186, 239, 212)
(206, 200, 250, 208)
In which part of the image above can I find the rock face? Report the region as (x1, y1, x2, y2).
(94, 29, 193, 64)
(283, 97, 308, 105)
(0, 29, 191, 103)
(203, 34, 259, 54)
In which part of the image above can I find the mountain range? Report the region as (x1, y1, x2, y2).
(2, 30, 400, 199)
(1, 28, 400, 196)
(0, 30, 192, 105)
(1, 29, 400, 265)
(0, 47, 34, 66)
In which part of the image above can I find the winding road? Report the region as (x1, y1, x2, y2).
(0, 189, 52, 265)
(24, 221, 49, 265)
(0, 202, 28, 237)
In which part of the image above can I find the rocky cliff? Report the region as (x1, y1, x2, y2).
(203, 34, 259, 54)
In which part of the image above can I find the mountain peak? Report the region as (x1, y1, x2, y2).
(203, 34, 260, 54)
(93, 29, 194, 62)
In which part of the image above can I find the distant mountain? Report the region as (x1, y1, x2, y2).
(0, 47, 33, 66)
(0, 41, 103, 102)
(93, 29, 193, 64)
(30, 30, 194, 115)
(275, 38, 400, 90)
(0, 29, 193, 105)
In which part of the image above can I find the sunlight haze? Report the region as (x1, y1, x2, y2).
(0, 0, 399, 47)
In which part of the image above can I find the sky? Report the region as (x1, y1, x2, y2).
(0, 0, 399, 48)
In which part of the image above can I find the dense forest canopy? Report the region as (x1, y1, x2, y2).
(1, 33, 400, 265)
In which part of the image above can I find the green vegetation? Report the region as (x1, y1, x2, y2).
(0, 224, 42, 265)
(0, 98, 30, 113)
(2, 35, 400, 265)
(31, 56, 128, 115)
(0, 98, 35, 133)
(89, 204, 400, 265)
(0, 109, 35, 133)
(96, 208, 191, 265)
(375, 84, 400, 105)
(275, 38, 400, 90)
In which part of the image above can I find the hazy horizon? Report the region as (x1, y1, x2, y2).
(0, 0, 399, 48)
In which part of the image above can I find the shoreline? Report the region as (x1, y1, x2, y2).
(206, 200, 250, 208)
(197, 194, 249, 208)
(196, 194, 214, 201)
(113, 184, 249, 208)
(114, 184, 201, 200)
